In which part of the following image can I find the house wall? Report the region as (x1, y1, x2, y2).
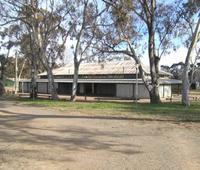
(116, 84, 133, 98)
(196, 82, 200, 89)
(159, 85, 171, 98)
(78, 83, 116, 97)
(95, 83, 116, 97)
(37, 82, 48, 93)
(137, 84, 150, 99)
(135, 84, 172, 99)
(171, 84, 181, 94)
(20, 82, 59, 94)
(37, 82, 58, 94)
(159, 85, 164, 98)
(19, 82, 22, 92)
(19, 81, 173, 100)
(79, 84, 84, 94)
(20, 82, 30, 93)
(54, 83, 58, 93)
(163, 85, 171, 98)
(57, 83, 72, 95)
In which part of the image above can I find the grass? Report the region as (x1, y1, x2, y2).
(7, 96, 199, 121)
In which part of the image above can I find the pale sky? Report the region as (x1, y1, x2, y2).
(141, 47, 189, 66)
(1, 0, 199, 68)
(3, 33, 196, 68)
(64, 39, 192, 67)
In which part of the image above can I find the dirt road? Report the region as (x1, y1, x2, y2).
(0, 101, 200, 170)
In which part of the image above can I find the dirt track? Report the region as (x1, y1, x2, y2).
(0, 100, 200, 170)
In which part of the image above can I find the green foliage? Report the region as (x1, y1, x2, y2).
(111, 0, 134, 31)
(183, 0, 200, 16)
(4, 79, 14, 87)
(4, 57, 30, 78)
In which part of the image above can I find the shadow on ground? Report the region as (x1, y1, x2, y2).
(0, 107, 145, 164)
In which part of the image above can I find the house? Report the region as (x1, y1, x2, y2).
(19, 60, 182, 99)
(191, 67, 200, 89)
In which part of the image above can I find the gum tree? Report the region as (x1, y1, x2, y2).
(95, 0, 182, 104)
(63, 0, 104, 101)
(0, 0, 70, 99)
(180, 0, 200, 106)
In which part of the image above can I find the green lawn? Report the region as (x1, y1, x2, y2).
(10, 97, 200, 122)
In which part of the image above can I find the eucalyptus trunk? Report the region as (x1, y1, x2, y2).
(30, 60, 37, 100)
(149, 59, 161, 104)
(71, 60, 79, 102)
(47, 66, 58, 100)
(148, 18, 161, 103)
(182, 19, 200, 106)
(182, 71, 190, 106)
(0, 63, 5, 96)
(0, 80, 5, 96)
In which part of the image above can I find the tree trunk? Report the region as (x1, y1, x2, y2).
(30, 69, 37, 99)
(47, 66, 58, 100)
(148, 31, 161, 103)
(0, 80, 5, 96)
(182, 73, 190, 106)
(71, 61, 79, 102)
(149, 59, 161, 104)
(15, 53, 18, 94)
(149, 86, 160, 103)
(0, 60, 5, 96)
(1, 63, 4, 80)
(145, 0, 161, 104)
(182, 18, 200, 106)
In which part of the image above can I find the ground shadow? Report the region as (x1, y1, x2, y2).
(0, 109, 199, 123)
(0, 107, 144, 164)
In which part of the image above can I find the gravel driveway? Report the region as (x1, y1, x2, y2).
(0, 100, 200, 170)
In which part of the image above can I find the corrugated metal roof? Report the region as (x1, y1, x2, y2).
(159, 79, 182, 84)
(39, 60, 172, 76)
(20, 78, 181, 84)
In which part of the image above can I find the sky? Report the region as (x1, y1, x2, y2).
(1, 0, 199, 68)
(4, 36, 192, 67)
(64, 37, 196, 67)
(62, 29, 198, 67)
(159, 48, 189, 66)
(140, 47, 189, 66)
(62, 0, 199, 67)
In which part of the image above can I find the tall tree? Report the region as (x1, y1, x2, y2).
(0, 0, 39, 99)
(0, 27, 16, 95)
(96, 0, 181, 103)
(0, 0, 70, 99)
(64, 0, 103, 101)
(180, 0, 200, 106)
